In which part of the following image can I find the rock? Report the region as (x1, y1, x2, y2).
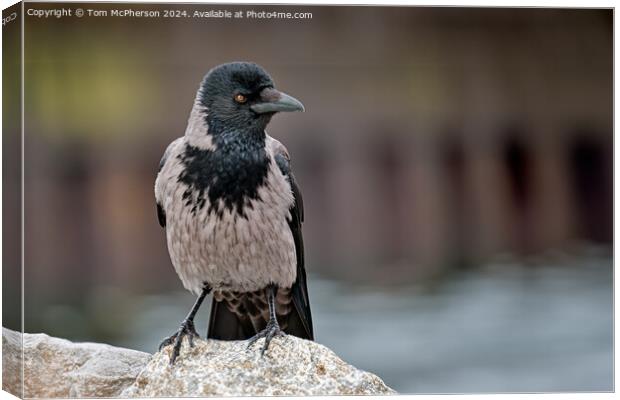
(2, 328, 23, 397)
(2, 327, 396, 397)
(2, 328, 151, 398)
(122, 335, 396, 396)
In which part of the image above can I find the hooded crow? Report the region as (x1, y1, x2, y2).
(155, 62, 313, 365)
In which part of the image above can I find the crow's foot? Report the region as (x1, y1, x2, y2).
(158, 319, 200, 365)
(247, 321, 285, 356)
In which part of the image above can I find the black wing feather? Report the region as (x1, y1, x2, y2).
(157, 203, 166, 228)
(156, 149, 168, 228)
(275, 153, 314, 340)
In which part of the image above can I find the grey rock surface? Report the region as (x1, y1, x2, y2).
(2, 327, 151, 398)
(3, 327, 395, 397)
(2, 328, 23, 397)
(123, 335, 395, 396)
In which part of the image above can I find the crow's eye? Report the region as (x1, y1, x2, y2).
(234, 94, 247, 104)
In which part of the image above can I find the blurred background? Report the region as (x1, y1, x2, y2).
(3, 4, 612, 393)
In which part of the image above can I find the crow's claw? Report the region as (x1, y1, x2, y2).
(158, 335, 176, 352)
(247, 321, 285, 356)
(158, 319, 200, 365)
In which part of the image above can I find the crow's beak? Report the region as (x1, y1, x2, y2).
(251, 88, 305, 114)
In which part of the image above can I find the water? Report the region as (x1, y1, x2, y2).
(118, 253, 613, 394)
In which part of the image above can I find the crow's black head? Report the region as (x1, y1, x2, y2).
(198, 62, 304, 135)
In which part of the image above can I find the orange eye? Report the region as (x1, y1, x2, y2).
(234, 94, 247, 104)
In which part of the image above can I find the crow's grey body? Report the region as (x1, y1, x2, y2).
(155, 63, 312, 360)
(155, 112, 297, 296)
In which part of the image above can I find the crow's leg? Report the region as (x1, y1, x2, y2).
(247, 284, 285, 356)
(159, 284, 211, 365)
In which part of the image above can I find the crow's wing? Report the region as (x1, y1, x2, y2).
(156, 204, 166, 228)
(156, 147, 169, 228)
(274, 150, 314, 340)
(155, 138, 184, 228)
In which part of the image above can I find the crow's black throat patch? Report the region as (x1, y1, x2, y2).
(177, 135, 269, 217)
